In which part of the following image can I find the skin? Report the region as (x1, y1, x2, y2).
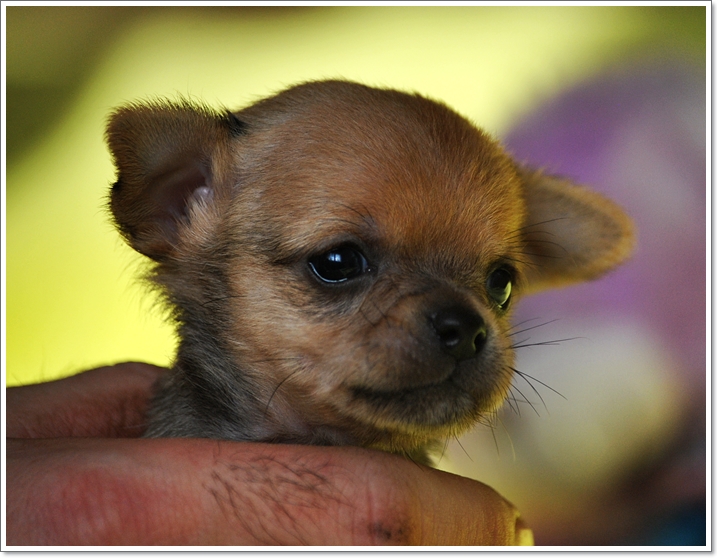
(6, 362, 532, 546)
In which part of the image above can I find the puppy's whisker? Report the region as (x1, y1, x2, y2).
(448, 434, 470, 462)
(509, 382, 541, 417)
(245, 356, 301, 365)
(510, 217, 568, 234)
(358, 297, 392, 328)
(503, 222, 561, 245)
(509, 319, 559, 337)
(357, 281, 423, 329)
(489, 420, 501, 457)
(263, 368, 303, 418)
(437, 436, 451, 464)
(510, 367, 566, 400)
(358, 307, 378, 327)
(318, 216, 371, 230)
(399, 449, 424, 470)
(370, 298, 389, 323)
(515, 254, 567, 268)
(333, 202, 379, 232)
(511, 336, 531, 348)
(512, 336, 582, 349)
(386, 276, 404, 299)
(507, 316, 548, 332)
(504, 390, 521, 416)
(477, 411, 499, 437)
(495, 415, 517, 462)
(522, 239, 571, 257)
(499, 255, 534, 267)
(512, 369, 549, 414)
(514, 250, 562, 260)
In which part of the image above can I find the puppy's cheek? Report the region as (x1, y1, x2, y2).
(454, 331, 515, 412)
(225, 270, 361, 404)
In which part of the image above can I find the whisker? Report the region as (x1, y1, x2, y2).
(402, 450, 424, 470)
(503, 389, 519, 416)
(496, 415, 516, 462)
(513, 369, 548, 414)
(359, 307, 377, 327)
(498, 255, 535, 267)
(509, 318, 560, 337)
(438, 436, 451, 464)
(508, 316, 544, 331)
(516, 251, 565, 260)
(511, 367, 567, 400)
(512, 337, 582, 349)
(245, 356, 302, 365)
(511, 336, 531, 348)
(453, 435, 473, 462)
(510, 384, 540, 417)
(489, 422, 500, 456)
(505, 217, 567, 238)
(263, 368, 302, 417)
(478, 410, 498, 429)
(334, 201, 378, 232)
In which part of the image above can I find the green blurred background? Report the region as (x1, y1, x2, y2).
(6, 5, 704, 387)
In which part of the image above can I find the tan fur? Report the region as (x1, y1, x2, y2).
(106, 80, 634, 463)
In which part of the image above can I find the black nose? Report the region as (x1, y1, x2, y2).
(431, 305, 487, 361)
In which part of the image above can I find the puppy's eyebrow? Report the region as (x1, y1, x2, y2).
(331, 202, 378, 233)
(264, 213, 379, 267)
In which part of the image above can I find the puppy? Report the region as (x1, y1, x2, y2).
(107, 80, 634, 464)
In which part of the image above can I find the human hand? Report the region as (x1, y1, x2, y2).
(6, 363, 532, 546)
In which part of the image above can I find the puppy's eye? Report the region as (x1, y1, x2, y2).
(487, 267, 513, 309)
(308, 244, 371, 283)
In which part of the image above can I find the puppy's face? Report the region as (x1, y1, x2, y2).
(107, 81, 634, 452)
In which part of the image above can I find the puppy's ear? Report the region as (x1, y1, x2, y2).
(519, 166, 635, 294)
(106, 100, 245, 261)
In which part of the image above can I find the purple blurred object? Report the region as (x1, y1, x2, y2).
(504, 62, 706, 397)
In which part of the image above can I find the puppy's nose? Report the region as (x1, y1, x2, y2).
(431, 306, 487, 361)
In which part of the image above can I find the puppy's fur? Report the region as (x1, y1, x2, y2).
(107, 81, 634, 463)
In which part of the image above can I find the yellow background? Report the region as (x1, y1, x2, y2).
(5, 6, 704, 386)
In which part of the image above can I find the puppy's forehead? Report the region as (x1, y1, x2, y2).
(241, 83, 524, 262)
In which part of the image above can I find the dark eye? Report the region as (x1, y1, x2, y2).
(308, 244, 371, 283)
(487, 267, 513, 309)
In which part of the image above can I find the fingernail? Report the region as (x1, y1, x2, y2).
(514, 517, 534, 546)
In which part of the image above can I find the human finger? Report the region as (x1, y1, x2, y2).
(6, 438, 530, 546)
(6, 362, 165, 438)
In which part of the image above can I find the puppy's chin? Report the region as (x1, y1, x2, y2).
(351, 382, 484, 426)
(274, 352, 514, 452)
(301, 383, 506, 458)
(343, 366, 510, 438)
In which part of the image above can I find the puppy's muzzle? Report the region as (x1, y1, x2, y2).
(430, 305, 488, 361)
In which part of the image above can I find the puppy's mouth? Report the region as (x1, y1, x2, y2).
(348, 374, 481, 429)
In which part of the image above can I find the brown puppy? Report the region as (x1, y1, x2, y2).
(107, 80, 634, 464)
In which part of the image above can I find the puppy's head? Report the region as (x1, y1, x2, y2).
(107, 81, 634, 453)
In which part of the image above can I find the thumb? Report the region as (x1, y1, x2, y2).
(6, 362, 165, 438)
(409, 465, 533, 545)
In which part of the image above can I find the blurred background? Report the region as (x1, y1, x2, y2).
(5, 5, 707, 546)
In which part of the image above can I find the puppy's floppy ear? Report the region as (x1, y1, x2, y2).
(106, 100, 245, 261)
(519, 166, 635, 294)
